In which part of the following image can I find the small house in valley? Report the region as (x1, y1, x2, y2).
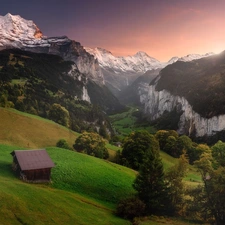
(11, 149, 55, 183)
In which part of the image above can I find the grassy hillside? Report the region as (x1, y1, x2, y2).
(0, 107, 78, 149)
(0, 108, 203, 224)
(0, 143, 202, 225)
(47, 147, 136, 207)
(0, 144, 131, 225)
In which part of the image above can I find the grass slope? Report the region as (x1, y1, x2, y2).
(0, 144, 132, 225)
(0, 107, 78, 149)
(0, 108, 202, 224)
(47, 147, 136, 207)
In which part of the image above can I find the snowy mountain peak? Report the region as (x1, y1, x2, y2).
(134, 51, 149, 57)
(85, 47, 162, 73)
(166, 52, 214, 65)
(96, 47, 113, 55)
(168, 56, 179, 64)
(133, 51, 160, 63)
(0, 13, 43, 39)
(178, 52, 214, 62)
(0, 13, 44, 49)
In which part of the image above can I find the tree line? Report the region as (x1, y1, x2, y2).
(70, 129, 225, 224)
(114, 130, 225, 225)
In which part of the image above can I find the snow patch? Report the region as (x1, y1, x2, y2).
(82, 86, 90, 103)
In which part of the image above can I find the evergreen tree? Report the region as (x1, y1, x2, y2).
(188, 152, 225, 224)
(133, 149, 168, 214)
(166, 153, 189, 215)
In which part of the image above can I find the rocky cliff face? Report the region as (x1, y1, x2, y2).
(24, 37, 105, 84)
(142, 85, 225, 137)
(142, 51, 225, 137)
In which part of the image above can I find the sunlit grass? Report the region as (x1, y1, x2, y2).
(0, 107, 79, 149)
(0, 144, 132, 225)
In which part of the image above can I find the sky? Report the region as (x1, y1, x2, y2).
(1, 0, 225, 61)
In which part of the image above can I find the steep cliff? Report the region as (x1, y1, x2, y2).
(0, 49, 114, 133)
(142, 51, 225, 137)
(143, 85, 225, 137)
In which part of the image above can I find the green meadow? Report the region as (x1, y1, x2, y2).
(0, 107, 203, 224)
(0, 144, 133, 225)
(110, 107, 156, 137)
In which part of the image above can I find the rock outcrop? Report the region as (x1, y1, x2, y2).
(142, 85, 225, 137)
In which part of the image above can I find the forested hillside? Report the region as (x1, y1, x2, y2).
(0, 49, 119, 133)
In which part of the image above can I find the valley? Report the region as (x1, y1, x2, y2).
(0, 11, 225, 225)
(0, 108, 203, 225)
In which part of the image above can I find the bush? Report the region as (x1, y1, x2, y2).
(116, 196, 146, 220)
(56, 139, 71, 150)
(73, 132, 109, 159)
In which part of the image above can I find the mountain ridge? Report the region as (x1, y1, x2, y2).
(0, 13, 105, 85)
(85, 46, 214, 96)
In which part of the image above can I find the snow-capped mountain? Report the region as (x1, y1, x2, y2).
(85, 47, 214, 96)
(85, 47, 162, 74)
(0, 13, 45, 48)
(0, 13, 126, 113)
(176, 52, 214, 62)
(85, 47, 214, 73)
(0, 13, 104, 85)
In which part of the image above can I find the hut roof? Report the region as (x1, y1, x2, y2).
(12, 149, 55, 170)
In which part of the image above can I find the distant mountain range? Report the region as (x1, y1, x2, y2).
(2, 13, 225, 141)
(85, 46, 214, 96)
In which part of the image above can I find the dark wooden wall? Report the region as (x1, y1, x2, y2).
(22, 168, 51, 181)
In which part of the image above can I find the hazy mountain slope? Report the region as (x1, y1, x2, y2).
(85, 47, 163, 96)
(86, 46, 214, 97)
(0, 49, 119, 132)
(155, 52, 225, 117)
(142, 51, 225, 139)
(119, 68, 161, 105)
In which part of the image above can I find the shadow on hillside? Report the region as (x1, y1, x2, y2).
(0, 160, 16, 178)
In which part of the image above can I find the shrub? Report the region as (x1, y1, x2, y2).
(73, 132, 109, 159)
(116, 196, 146, 220)
(56, 139, 71, 150)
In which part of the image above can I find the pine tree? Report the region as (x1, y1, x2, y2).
(133, 149, 168, 214)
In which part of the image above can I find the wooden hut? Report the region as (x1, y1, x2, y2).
(11, 149, 55, 183)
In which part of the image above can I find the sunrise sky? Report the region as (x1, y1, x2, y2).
(1, 0, 225, 61)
